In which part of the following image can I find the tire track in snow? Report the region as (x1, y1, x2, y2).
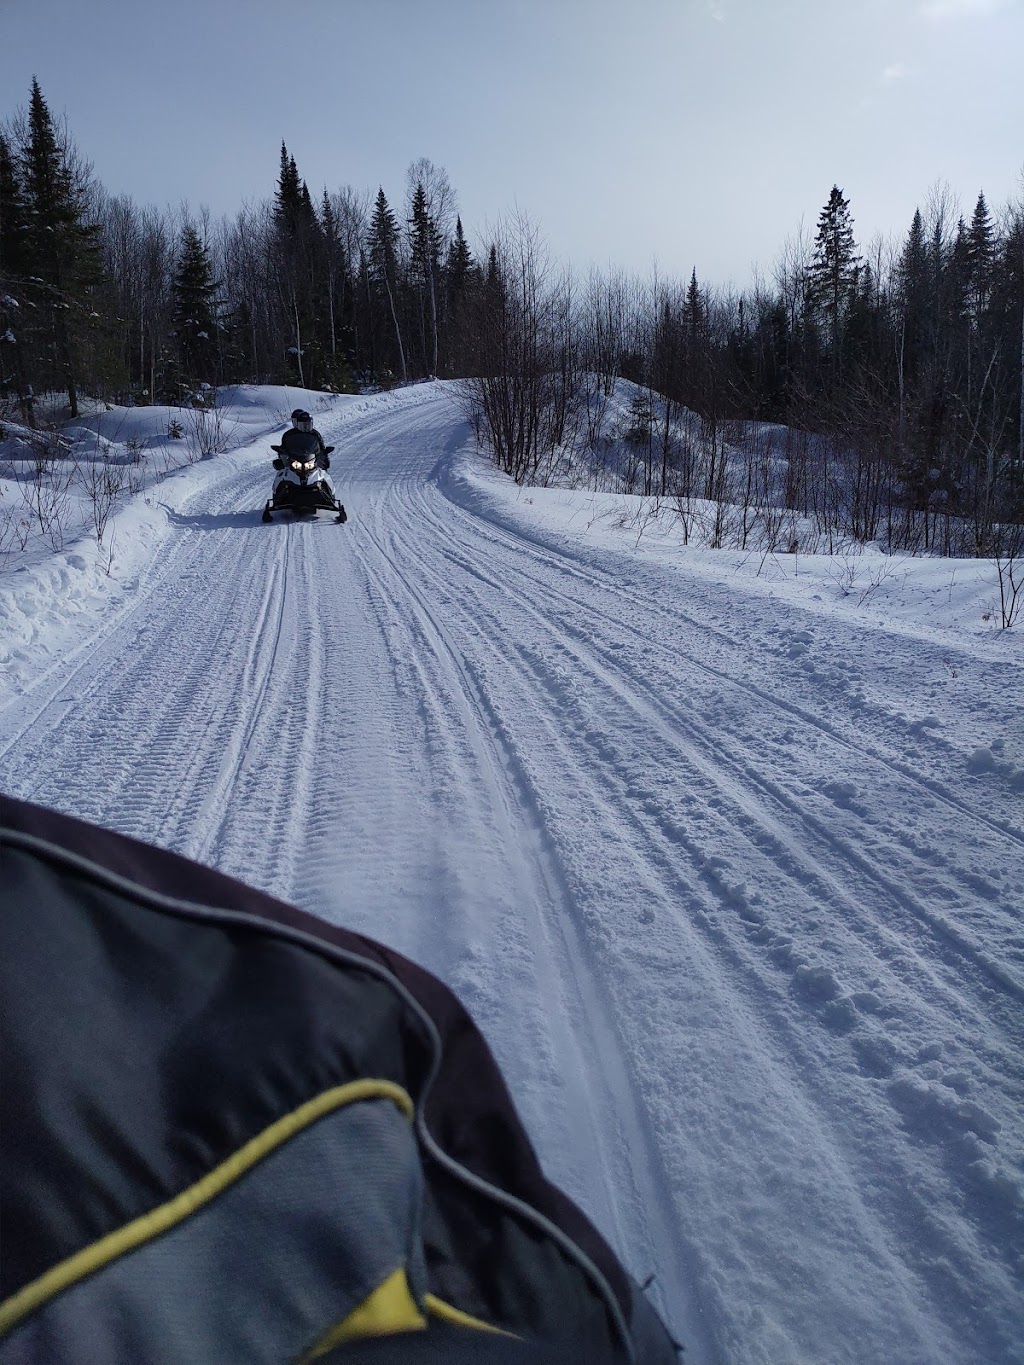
(406, 489, 1024, 999)
(3, 387, 1020, 1364)
(371, 428, 1021, 1361)
(352, 501, 717, 1358)
(400, 495, 1024, 1006)
(428, 476, 1024, 852)
(378, 522, 953, 1360)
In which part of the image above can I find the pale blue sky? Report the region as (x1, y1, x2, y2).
(2, 0, 1022, 288)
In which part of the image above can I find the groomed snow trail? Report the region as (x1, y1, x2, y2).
(2, 385, 1021, 1364)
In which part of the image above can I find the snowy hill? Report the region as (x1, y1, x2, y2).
(1, 383, 1022, 1363)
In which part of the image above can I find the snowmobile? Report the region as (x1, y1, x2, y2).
(261, 432, 347, 523)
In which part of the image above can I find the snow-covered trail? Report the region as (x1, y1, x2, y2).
(1, 386, 1021, 1364)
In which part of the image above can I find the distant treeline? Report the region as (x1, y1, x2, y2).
(1, 80, 1022, 554)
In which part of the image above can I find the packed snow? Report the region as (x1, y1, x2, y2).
(1, 383, 1021, 1364)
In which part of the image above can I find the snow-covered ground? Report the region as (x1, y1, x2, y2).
(1, 383, 1021, 1364)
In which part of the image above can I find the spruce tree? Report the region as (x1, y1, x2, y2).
(172, 223, 219, 391)
(894, 208, 931, 463)
(17, 78, 103, 417)
(947, 217, 972, 328)
(0, 133, 27, 277)
(445, 217, 473, 291)
(484, 244, 503, 302)
(443, 216, 475, 376)
(366, 188, 406, 383)
(274, 143, 303, 234)
(967, 191, 995, 318)
(318, 190, 355, 392)
(898, 210, 928, 306)
(682, 268, 708, 412)
(0, 136, 29, 420)
(271, 144, 322, 386)
(409, 181, 443, 374)
(806, 185, 861, 347)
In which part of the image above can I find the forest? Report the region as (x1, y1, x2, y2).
(2, 78, 1023, 559)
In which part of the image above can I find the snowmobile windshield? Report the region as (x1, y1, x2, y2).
(287, 432, 320, 457)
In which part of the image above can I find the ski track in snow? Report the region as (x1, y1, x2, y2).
(1, 385, 1022, 1364)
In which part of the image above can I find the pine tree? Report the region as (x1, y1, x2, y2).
(684, 268, 704, 336)
(893, 208, 931, 459)
(274, 143, 303, 235)
(271, 143, 322, 386)
(318, 190, 355, 391)
(16, 78, 103, 417)
(408, 181, 443, 375)
(445, 217, 473, 292)
(806, 185, 861, 348)
(682, 268, 708, 412)
(366, 188, 406, 383)
(898, 209, 928, 306)
(172, 223, 219, 391)
(987, 212, 1024, 473)
(967, 191, 995, 318)
(484, 244, 503, 303)
(0, 135, 30, 420)
(0, 133, 27, 277)
(947, 217, 972, 329)
(443, 216, 475, 375)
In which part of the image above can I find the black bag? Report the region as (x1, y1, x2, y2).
(0, 796, 676, 1363)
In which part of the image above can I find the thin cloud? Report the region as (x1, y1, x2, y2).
(706, 0, 727, 22)
(881, 62, 912, 82)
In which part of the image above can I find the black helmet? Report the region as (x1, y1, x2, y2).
(290, 409, 312, 431)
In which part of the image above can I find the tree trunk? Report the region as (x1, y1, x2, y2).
(292, 297, 305, 387)
(384, 273, 407, 383)
(428, 266, 438, 376)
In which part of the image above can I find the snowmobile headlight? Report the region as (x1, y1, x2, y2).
(304, 458, 317, 471)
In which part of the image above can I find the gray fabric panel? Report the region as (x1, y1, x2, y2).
(2, 1097, 425, 1365)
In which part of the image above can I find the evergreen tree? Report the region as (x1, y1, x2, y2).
(172, 223, 219, 391)
(317, 190, 356, 391)
(274, 143, 303, 234)
(366, 188, 406, 382)
(271, 143, 322, 385)
(0, 133, 27, 277)
(682, 268, 708, 412)
(894, 208, 931, 462)
(898, 209, 928, 316)
(485, 244, 501, 293)
(408, 181, 443, 374)
(443, 216, 475, 375)
(483, 243, 505, 312)
(16, 78, 103, 416)
(445, 216, 473, 292)
(946, 217, 972, 339)
(806, 185, 861, 348)
(967, 191, 995, 319)
(684, 268, 704, 337)
(989, 212, 1024, 472)
(0, 133, 30, 418)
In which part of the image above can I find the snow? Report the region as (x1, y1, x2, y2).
(1, 382, 1021, 1364)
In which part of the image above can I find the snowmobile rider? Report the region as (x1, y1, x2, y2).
(279, 409, 330, 468)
